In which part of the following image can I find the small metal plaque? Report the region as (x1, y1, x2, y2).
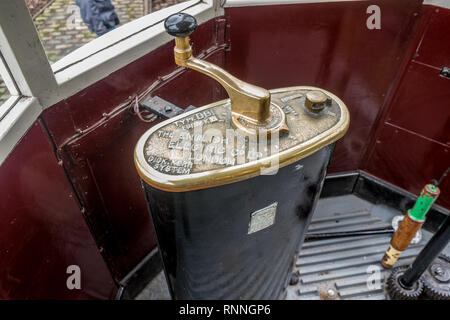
(248, 202, 278, 234)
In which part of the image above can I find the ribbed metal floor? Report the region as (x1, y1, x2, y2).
(286, 195, 426, 300)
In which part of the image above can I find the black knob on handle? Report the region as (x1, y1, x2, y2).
(164, 13, 197, 37)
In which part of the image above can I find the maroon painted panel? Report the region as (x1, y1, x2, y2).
(42, 41, 175, 147)
(365, 5, 450, 210)
(386, 61, 450, 145)
(365, 123, 449, 209)
(0, 121, 116, 299)
(224, 0, 425, 172)
(44, 19, 219, 147)
(414, 6, 450, 68)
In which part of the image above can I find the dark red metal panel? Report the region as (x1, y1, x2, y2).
(0, 121, 116, 299)
(224, 0, 425, 173)
(43, 19, 219, 147)
(42, 41, 175, 148)
(414, 6, 450, 68)
(365, 123, 449, 209)
(364, 5, 450, 210)
(386, 61, 450, 145)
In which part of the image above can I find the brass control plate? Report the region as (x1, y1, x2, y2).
(135, 86, 349, 192)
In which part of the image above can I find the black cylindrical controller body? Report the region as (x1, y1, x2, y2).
(142, 145, 333, 299)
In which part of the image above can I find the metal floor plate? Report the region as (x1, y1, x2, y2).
(285, 195, 446, 300)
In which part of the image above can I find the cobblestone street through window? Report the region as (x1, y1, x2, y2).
(31, 0, 187, 63)
(0, 74, 10, 105)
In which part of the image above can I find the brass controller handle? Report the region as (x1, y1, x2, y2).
(164, 13, 288, 136)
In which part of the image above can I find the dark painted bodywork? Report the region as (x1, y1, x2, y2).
(0, 1, 448, 298)
(0, 121, 116, 299)
(144, 146, 332, 299)
(363, 5, 450, 209)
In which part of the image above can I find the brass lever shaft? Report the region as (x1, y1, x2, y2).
(164, 13, 289, 136)
(174, 36, 271, 123)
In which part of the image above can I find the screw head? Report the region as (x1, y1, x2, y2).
(289, 272, 299, 286)
(164, 105, 173, 113)
(326, 288, 336, 298)
(434, 266, 444, 276)
(430, 263, 450, 282)
(440, 67, 450, 79)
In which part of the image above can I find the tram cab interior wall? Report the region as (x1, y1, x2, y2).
(0, 0, 448, 299)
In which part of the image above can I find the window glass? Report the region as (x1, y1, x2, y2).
(27, 0, 188, 64)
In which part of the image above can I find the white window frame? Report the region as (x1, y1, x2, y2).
(0, 0, 224, 165)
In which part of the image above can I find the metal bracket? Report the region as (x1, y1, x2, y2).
(140, 96, 195, 119)
(440, 67, 450, 79)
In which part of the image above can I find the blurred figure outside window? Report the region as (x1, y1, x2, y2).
(75, 0, 120, 37)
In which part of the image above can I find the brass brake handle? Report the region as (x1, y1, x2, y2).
(164, 13, 272, 125)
